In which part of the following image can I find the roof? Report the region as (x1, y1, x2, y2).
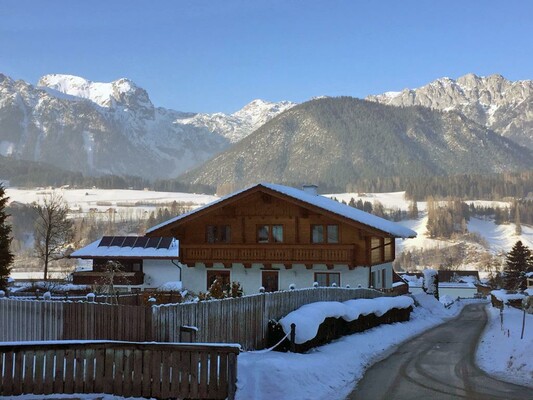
(147, 182, 417, 239)
(70, 236, 179, 259)
(438, 270, 480, 284)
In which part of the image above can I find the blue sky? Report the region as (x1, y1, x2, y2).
(1, 1, 533, 113)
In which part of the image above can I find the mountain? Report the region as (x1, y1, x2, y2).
(0, 73, 293, 180)
(173, 99, 296, 143)
(367, 73, 533, 149)
(179, 97, 533, 191)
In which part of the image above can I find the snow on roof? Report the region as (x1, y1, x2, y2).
(147, 183, 417, 238)
(71, 237, 179, 259)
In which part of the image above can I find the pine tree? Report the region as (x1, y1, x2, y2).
(504, 241, 532, 291)
(0, 184, 14, 292)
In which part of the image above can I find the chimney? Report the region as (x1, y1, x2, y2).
(302, 184, 318, 196)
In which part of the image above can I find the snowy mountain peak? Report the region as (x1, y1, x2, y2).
(175, 98, 296, 143)
(367, 73, 533, 149)
(37, 74, 153, 111)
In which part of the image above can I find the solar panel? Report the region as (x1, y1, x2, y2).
(133, 237, 149, 248)
(110, 236, 126, 247)
(158, 237, 173, 249)
(99, 237, 113, 247)
(146, 237, 161, 248)
(122, 236, 137, 247)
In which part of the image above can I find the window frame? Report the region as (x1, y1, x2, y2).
(206, 225, 231, 244)
(256, 224, 284, 243)
(311, 224, 340, 244)
(314, 272, 341, 287)
(206, 270, 231, 291)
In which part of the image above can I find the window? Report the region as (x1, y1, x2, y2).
(370, 237, 394, 264)
(206, 225, 231, 243)
(370, 237, 382, 264)
(312, 224, 339, 243)
(257, 225, 283, 243)
(371, 269, 387, 289)
(327, 225, 339, 243)
(312, 225, 324, 243)
(314, 272, 340, 287)
(206, 270, 231, 291)
(262, 270, 279, 292)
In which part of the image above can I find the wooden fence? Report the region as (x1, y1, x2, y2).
(0, 299, 152, 342)
(1, 287, 386, 349)
(0, 341, 239, 399)
(151, 287, 386, 349)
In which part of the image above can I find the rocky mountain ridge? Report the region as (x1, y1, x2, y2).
(0, 73, 293, 179)
(180, 97, 533, 191)
(367, 73, 533, 149)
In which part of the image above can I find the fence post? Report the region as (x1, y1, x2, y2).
(290, 323, 296, 353)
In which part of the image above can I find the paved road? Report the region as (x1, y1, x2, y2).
(348, 303, 533, 400)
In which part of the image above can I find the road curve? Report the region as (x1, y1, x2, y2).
(347, 303, 533, 400)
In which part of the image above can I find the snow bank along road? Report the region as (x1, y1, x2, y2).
(348, 304, 532, 400)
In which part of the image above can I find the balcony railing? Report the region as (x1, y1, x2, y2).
(72, 271, 144, 285)
(180, 244, 357, 266)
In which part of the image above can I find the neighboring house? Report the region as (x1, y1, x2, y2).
(70, 236, 180, 291)
(400, 270, 482, 298)
(142, 183, 416, 294)
(438, 270, 481, 298)
(527, 272, 533, 293)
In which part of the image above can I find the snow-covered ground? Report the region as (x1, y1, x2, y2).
(5, 188, 217, 214)
(477, 304, 533, 388)
(236, 294, 477, 400)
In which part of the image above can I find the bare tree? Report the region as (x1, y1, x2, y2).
(33, 192, 73, 280)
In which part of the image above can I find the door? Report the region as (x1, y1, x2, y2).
(262, 270, 279, 292)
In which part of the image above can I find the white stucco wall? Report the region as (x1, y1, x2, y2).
(110, 260, 395, 296)
(180, 262, 373, 296)
(369, 262, 393, 289)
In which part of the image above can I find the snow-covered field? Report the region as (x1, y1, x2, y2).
(5, 188, 217, 214)
(7, 187, 528, 255)
(477, 305, 533, 388)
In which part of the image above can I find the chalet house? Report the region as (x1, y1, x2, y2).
(143, 183, 416, 294)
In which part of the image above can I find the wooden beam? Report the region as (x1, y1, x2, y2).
(305, 264, 313, 270)
(348, 265, 356, 270)
(204, 262, 213, 268)
(243, 263, 252, 269)
(223, 263, 232, 269)
(186, 263, 195, 268)
(283, 264, 291, 270)
(326, 264, 334, 270)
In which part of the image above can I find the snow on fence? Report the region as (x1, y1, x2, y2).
(1, 287, 386, 350)
(0, 341, 239, 400)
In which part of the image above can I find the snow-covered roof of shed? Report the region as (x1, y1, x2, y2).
(71, 236, 179, 259)
(147, 183, 416, 239)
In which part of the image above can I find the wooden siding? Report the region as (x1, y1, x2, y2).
(158, 191, 391, 266)
(180, 243, 359, 267)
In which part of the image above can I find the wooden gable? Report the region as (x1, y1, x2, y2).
(146, 185, 398, 267)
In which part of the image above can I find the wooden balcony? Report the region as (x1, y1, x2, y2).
(180, 244, 357, 267)
(72, 271, 144, 286)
